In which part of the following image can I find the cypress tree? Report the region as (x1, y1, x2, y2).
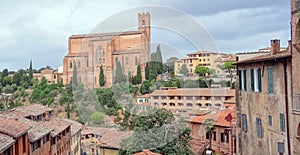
(136, 64, 142, 84)
(156, 45, 164, 74)
(29, 60, 33, 81)
(99, 65, 105, 87)
(72, 60, 78, 86)
(115, 61, 125, 83)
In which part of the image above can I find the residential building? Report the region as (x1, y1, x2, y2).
(63, 119, 82, 155)
(63, 12, 151, 88)
(235, 39, 293, 154)
(81, 127, 133, 155)
(32, 66, 63, 84)
(149, 87, 235, 116)
(0, 133, 15, 155)
(174, 51, 236, 76)
(135, 94, 151, 113)
(187, 109, 236, 155)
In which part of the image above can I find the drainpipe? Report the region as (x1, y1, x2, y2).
(282, 60, 291, 155)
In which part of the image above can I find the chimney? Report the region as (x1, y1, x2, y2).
(45, 111, 49, 121)
(271, 39, 280, 54)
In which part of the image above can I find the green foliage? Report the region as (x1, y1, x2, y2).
(2, 69, 8, 78)
(2, 84, 17, 94)
(140, 80, 152, 95)
(2, 76, 12, 86)
(115, 61, 126, 83)
(179, 64, 189, 75)
(72, 60, 78, 86)
(99, 65, 106, 87)
(29, 60, 33, 83)
(119, 109, 192, 155)
(96, 88, 121, 116)
(90, 112, 105, 125)
(135, 65, 142, 84)
(194, 66, 210, 76)
(220, 62, 236, 89)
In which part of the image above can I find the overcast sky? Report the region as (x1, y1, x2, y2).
(0, 0, 290, 71)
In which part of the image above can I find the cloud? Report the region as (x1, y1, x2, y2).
(0, 0, 291, 70)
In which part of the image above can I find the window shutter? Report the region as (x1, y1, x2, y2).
(268, 68, 274, 93)
(257, 68, 262, 92)
(242, 114, 247, 132)
(238, 70, 242, 90)
(280, 114, 285, 132)
(243, 70, 247, 90)
(251, 69, 254, 91)
(256, 118, 262, 138)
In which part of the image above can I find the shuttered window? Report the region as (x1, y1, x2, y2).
(256, 118, 262, 138)
(238, 70, 242, 90)
(280, 113, 285, 132)
(257, 68, 262, 92)
(242, 114, 247, 132)
(243, 70, 247, 90)
(268, 68, 274, 93)
(251, 69, 254, 91)
(268, 115, 272, 126)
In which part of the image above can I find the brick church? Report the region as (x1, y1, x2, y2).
(63, 12, 151, 88)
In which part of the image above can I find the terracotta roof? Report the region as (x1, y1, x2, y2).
(63, 119, 83, 136)
(0, 133, 15, 153)
(187, 109, 236, 127)
(70, 31, 142, 39)
(0, 116, 30, 138)
(150, 88, 235, 97)
(187, 51, 219, 55)
(6, 104, 53, 117)
(82, 127, 133, 149)
(235, 50, 291, 65)
(41, 118, 71, 137)
(137, 94, 150, 98)
(133, 150, 161, 155)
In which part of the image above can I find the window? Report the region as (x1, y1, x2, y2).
(212, 131, 216, 141)
(126, 57, 128, 65)
(115, 57, 119, 63)
(206, 132, 210, 139)
(239, 70, 247, 91)
(87, 59, 89, 67)
(256, 117, 262, 138)
(280, 113, 285, 132)
(78, 61, 81, 68)
(135, 56, 138, 65)
(268, 115, 272, 126)
(242, 114, 247, 132)
(251, 68, 262, 92)
(43, 135, 49, 144)
(142, 20, 145, 28)
(70, 61, 72, 69)
(23, 134, 26, 153)
(268, 68, 274, 93)
(221, 132, 229, 143)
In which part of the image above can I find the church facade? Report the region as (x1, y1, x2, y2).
(63, 12, 151, 88)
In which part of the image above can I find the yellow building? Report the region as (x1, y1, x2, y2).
(174, 51, 236, 76)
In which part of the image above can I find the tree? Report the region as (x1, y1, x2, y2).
(165, 57, 178, 71)
(2, 69, 8, 78)
(203, 119, 216, 151)
(99, 65, 106, 87)
(115, 61, 126, 83)
(140, 80, 152, 94)
(90, 112, 105, 125)
(72, 60, 78, 86)
(220, 62, 236, 89)
(179, 64, 189, 76)
(28, 60, 33, 83)
(136, 65, 142, 84)
(195, 66, 213, 88)
(119, 109, 192, 155)
(12, 72, 22, 86)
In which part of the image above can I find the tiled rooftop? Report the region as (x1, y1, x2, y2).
(0, 116, 30, 138)
(63, 119, 83, 136)
(150, 88, 235, 97)
(70, 31, 142, 39)
(82, 127, 133, 149)
(6, 104, 53, 117)
(0, 133, 15, 153)
(41, 118, 71, 137)
(187, 109, 236, 127)
(235, 50, 291, 65)
(133, 150, 161, 155)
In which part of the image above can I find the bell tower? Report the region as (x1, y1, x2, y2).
(138, 12, 151, 62)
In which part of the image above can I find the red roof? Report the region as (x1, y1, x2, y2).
(187, 109, 236, 127)
(0, 116, 30, 138)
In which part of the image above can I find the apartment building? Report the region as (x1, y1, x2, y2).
(149, 87, 235, 115)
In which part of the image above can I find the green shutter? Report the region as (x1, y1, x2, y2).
(238, 70, 242, 90)
(268, 68, 274, 93)
(243, 70, 247, 90)
(280, 114, 285, 132)
(257, 68, 262, 92)
(251, 69, 254, 91)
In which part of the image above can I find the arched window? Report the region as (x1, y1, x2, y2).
(115, 57, 119, 63)
(142, 20, 145, 28)
(170, 103, 175, 106)
(196, 103, 202, 107)
(162, 103, 167, 106)
(178, 103, 184, 106)
(70, 61, 72, 69)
